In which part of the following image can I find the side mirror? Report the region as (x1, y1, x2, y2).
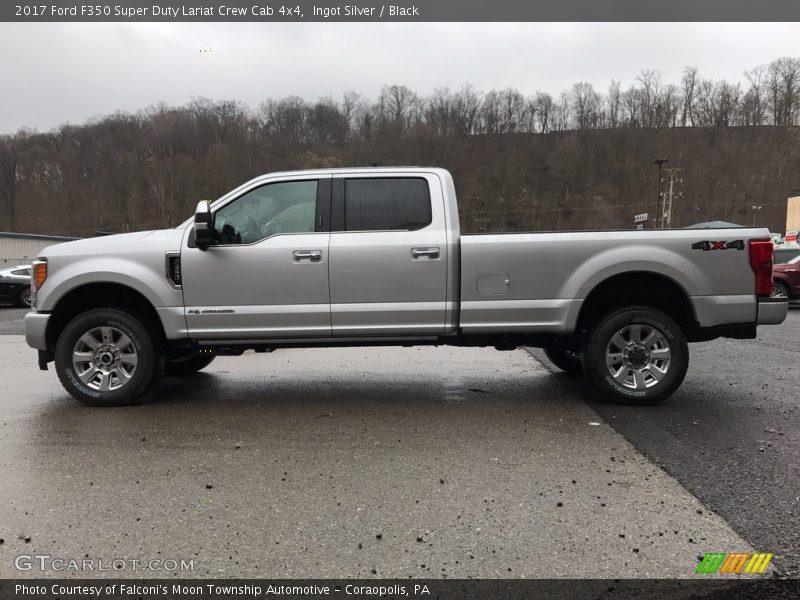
(194, 200, 214, 250)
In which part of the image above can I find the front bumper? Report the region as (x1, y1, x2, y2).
(24, 312, 50, 350)
(757, 297, 788, 325)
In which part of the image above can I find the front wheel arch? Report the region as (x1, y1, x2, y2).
(46, 282, 165, 353)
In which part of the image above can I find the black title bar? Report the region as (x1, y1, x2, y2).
(3, 579, 800, 600)
(4, 0, 800, 22)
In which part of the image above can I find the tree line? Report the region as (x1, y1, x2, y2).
(0, 57, 799, 237)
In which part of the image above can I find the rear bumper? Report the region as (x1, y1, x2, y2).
(24, 312, 50, 350)
(757, 297, 788, 325)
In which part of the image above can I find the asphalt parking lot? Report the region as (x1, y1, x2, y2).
(0, 307, 797, 579)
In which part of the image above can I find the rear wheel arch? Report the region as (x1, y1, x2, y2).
(576, 272, 697, 336)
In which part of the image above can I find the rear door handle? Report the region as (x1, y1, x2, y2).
(411, 247, 440, 260)
(293, 250, 322, 262)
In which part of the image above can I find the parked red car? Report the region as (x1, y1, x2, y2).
(773, 254, 800, 299)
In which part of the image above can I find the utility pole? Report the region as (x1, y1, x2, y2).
(750, 205, 763, 226)
(652, 158, 668, 228)
(662, 167, 683, 228)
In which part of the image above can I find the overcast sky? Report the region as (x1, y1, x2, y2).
(1, 22, 798, 134)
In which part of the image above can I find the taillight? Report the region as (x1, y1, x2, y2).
(749, 240, 773, 297)
(32, 259, 47, 290)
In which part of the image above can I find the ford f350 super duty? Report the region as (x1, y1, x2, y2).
(24, 167, 787, 406)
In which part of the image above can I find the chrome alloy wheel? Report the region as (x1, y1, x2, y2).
(605, 324, 671, 390)
(72, 326, 138, 391)
(22, 287, 32, 306)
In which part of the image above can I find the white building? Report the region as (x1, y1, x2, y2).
(0, 232, 79, 268)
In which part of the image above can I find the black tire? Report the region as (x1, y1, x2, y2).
(542, 346, 584, 375)
(54, 308, 162, 407)
(164, 354, 215, 376)
(581, 305, 689, 406)
(773, 281, 790, 299)
(17, 286, 32, 308)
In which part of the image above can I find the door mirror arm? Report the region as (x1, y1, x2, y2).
(194, 200, 215, 250)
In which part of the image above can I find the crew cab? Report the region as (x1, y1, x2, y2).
(24, 167, 788, 407)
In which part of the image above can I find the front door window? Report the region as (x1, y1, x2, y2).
(212, 180, 318, 245)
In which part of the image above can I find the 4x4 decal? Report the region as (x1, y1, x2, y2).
(691, 240, 745, 251)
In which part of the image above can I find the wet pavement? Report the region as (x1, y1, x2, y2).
(0, 307, 28, 335)
(0, 338, 754, 579)
(529, 307, 800, 577)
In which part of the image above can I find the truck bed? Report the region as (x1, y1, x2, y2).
(458, 227, 768, 333)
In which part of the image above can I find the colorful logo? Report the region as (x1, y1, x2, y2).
(696, 552, 773, 574)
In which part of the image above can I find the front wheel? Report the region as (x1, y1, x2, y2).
(54, 308, 161, 407)
(581, 306, 688, 406)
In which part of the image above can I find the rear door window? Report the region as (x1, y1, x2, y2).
(344, 178, 431, 232)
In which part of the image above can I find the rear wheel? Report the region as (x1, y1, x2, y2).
(54, 308, 161, 407)
(542, 346, 584, 375)
(581, 306, 688, 406)
(164, 354, 215, 376)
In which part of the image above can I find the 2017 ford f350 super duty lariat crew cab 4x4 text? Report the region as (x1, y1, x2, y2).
(24, 167, 787, 406)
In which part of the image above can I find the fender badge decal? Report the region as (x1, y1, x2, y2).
(691, 240, 745, 251)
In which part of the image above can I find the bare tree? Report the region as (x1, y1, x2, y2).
(766, 57, 800, 125)
(450, 85, 481, 136)
(607, 80, 622, 128)
(636, 70, 662, 127)
(533, 92, 554, 133)
(0, 136, 23, 231)
(743, 66, 767, 126)
(426, 87, 452, 136)
(572, 82, 602, 129)
(479, 90, 502, 134)
(681, 66, 699, 126)
(376, 84, 419, 134)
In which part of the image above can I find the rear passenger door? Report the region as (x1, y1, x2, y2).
(328, 174, 448, 335)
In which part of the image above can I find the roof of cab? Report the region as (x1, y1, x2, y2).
(255, 166, 450, 178)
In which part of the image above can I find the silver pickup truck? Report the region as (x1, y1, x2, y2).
(24, 167, 787, 407)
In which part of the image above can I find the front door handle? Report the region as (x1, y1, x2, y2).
(293, 250, 322, 262)
(411, 247, 440, 260)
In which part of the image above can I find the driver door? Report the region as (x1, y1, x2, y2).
(181, 176, 332, 340)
